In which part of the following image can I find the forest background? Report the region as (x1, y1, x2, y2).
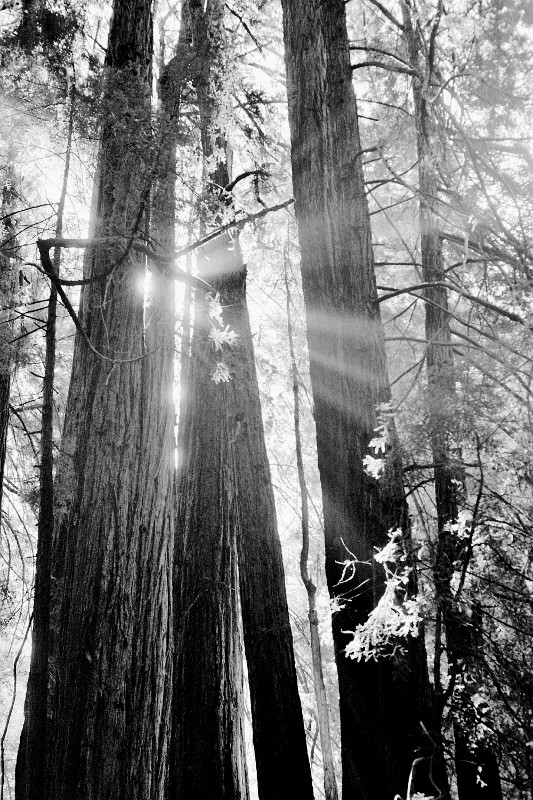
(1, 0, 533, 799)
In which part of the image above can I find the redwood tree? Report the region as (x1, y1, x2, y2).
(280, 1, 448, 797)
(171, 3, 313, 799)
(17, 1, 175, 797)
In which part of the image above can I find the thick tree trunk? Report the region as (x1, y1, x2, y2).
(22, 3, 175, 799)
(281, 1, 448, 798)
(172, 4, 312, 799)
(401, 4, 503, 797)
(172, 269, 250, 800)
(157, 5, 248, 798)
(229, 260, 314, 800)
(176, 231, 313, 800)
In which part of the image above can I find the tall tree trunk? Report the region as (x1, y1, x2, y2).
(171, 4, 313, 799)
(157, 4, 248, 798)
(280, 1, 448, 797)
(285, 269, 339, 800)
(16, 87, 74, 800)
(401, 3, 503, 797)
(172, 258, 250, 800)
(22, 3, 175, 798)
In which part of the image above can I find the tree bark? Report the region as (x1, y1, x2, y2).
(401, 4, 503, 797)
(171, 4, 313, 799)
(281, 1, 448, 797)
(26, 3, 175, 798)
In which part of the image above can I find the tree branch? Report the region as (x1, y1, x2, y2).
(351, 59, 416, 76)
(364, 0, 404, 30)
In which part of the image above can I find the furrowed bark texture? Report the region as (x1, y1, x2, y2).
(173, 275, 249, 799)
(35, 3, 175, 799)
(0, 370, 8, 513)
(281, 1, 447, 797)
(173, 4, 312, 799)
(401, 4, 503, 797)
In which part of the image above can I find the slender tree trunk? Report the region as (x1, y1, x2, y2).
(401, 5, 503, 797)
(23, 3, 175, 798)
(172, 4, 313, 799)
(0, 370, 8, 513)
(16, 87, 74, 800)
(0, 163, 17, 515)
(281, 1, 448, 797)
(285, 269, 339, 800)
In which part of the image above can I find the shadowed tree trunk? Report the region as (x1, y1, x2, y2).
(159, 4, 248, 798)
(281, 1, 449, 797)
(401, 3, 503, 797)
(0, 369, 8, 513)
(172, 259, 250, 800)
(15, 88, 74, 800)
(171, 3, 313, 799)
(17, 2, 175, 798)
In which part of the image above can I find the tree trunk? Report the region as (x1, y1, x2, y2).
(281, 1, 448, 797)
(0, 370, 8, 513)
(171, 4, 313, 799)
(172, 268, 250, 800)
(155, 4, 247, 798)
(25, 3, 175, 798)
(285, 269, 339, 800)
(400, 4, 503, 797)
(0, 164, 17, 515)
(16, 88, 74, 800)
(176, 230, 313, 800)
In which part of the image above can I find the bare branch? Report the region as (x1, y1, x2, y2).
(351, 59, 416, 76)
